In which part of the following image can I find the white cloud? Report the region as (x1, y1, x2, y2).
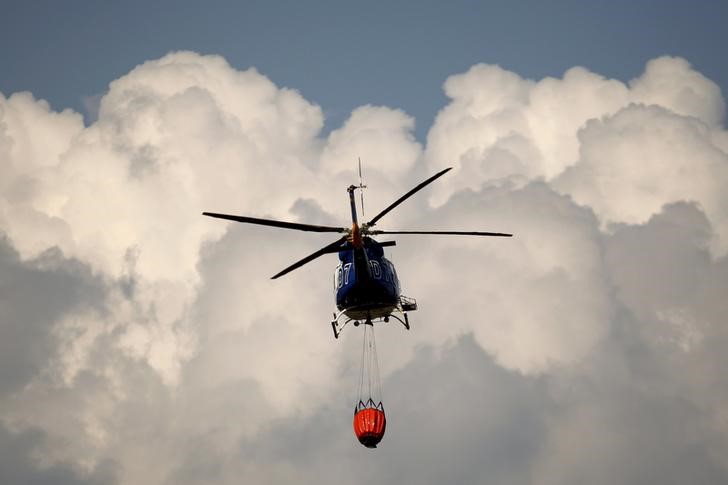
(2, 52, 728, 484)
(321, 104, 421, 177)
(630, 56, 725, 126)
(389, 183, 611, 373)
(424, 57, 728, 256)
(555, 104, 728, 253)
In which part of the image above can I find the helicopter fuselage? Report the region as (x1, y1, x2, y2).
(334, 238, 400, 321)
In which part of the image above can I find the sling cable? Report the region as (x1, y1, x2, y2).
(353, 323, 386, 448)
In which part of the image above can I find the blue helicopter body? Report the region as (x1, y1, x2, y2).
(334, 238, 400, 319)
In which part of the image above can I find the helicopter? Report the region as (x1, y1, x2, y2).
(202, 166, 512, 338)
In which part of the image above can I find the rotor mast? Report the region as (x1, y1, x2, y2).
(347, 185, 363, 248)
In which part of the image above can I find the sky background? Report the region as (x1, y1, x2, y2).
(2, 0, 728, 140)
(2, 2, 728, 485)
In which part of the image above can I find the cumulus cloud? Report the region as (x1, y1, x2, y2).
(1, 51, 728, 484)
(425, 57, 728, 252)
(555, 104, 728, 253)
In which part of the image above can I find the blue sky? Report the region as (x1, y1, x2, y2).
(2, 0, 726, 139)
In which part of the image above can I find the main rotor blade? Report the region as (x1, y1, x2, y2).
(370, 230, 513, 237)
(271, 236, 349, 279)
(202, 212, 347, 233)
(366, 167, 452, 227)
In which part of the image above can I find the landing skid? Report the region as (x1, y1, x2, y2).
(331, 296, 417, 339)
